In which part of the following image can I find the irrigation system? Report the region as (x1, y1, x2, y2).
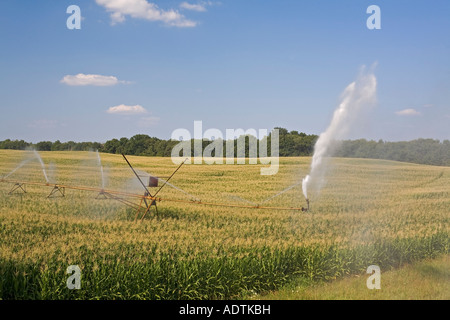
(0, 154, 309, 221)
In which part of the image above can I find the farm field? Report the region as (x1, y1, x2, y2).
(0, 150, 448, 299)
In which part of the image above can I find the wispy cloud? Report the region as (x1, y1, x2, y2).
(61, 74, 129, 86)
(180, 1, 218, 12)
(96, 0, 196, 27)
(106, 104, 147, 115)
(180, 2, 207, 12)
(395, 108, 421, 116)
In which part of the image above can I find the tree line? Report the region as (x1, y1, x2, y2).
(335, 138, 450, 166)
(0, 129, 449, 166)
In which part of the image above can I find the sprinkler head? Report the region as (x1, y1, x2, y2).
(301, 198, 310, 212)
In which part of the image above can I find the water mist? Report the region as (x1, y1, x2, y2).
(96, 150, 105, 189)
(302, 66, 377, 205)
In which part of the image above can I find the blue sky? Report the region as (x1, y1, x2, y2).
(0, 0, 449, 143)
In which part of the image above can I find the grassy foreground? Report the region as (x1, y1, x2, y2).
(253, 254, 449, 300)
(0, 150, 448, 299)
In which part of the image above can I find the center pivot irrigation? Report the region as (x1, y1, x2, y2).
(1, 153, 310, 220)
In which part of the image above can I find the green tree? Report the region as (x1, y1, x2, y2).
(35, 141, 52, 151)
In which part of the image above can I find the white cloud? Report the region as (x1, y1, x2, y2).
(395, 108, 421, 116)
(107, 104, 148, 115)
(96, 0, 196, 27)
(61, 74, 128, 86)
(180, 2, 207, 12)
(180, 1, 218, 12)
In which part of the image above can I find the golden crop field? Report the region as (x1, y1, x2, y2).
(0, 150, 448, 299)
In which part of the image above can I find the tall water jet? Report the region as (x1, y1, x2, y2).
(302, 65, 377, 204)
(96, 150, 105, 189)
(33, 150, 49, 183)
(302, 175, 310, 199)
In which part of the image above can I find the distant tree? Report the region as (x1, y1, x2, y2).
(51, 140, 62, 151)
(35, 141, 52, 151)
(104, 139, 120, 154)
(1, 131, 449, 166)
(117, 137, 129, 154)
(0, 139, 31, 150)
(125, 134, 152, 156)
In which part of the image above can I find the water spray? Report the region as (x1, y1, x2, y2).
(4, 158, 33, 179)
(151, 174, 200, 202)
(302, 175, 310, 211)
(301, 65, 377, 206)
(1, 153, 310, 219)
(33, 150, 49, 184)
(95, 150, 108, 199)
(96, 150, 105, 190)
(260, 181, 302, 205)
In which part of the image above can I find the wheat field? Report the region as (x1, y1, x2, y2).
(0, 150, 448, 299)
